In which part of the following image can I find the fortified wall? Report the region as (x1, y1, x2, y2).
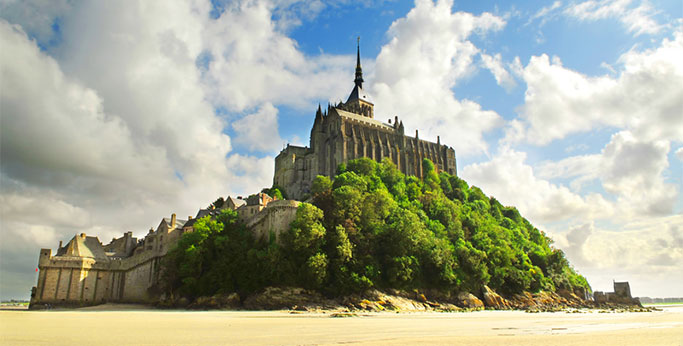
(30, 195, 298, 308)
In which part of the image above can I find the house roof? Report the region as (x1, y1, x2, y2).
(57, 234, 109, 259)
(227, 196, 246, 208)
(162, 217, 187, 229)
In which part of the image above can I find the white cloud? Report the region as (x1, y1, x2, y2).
(224, 154, 275, 197)
(232, 103, 283, 153)
(200, 0, 350, 113)
(0, 0, 71, 44)
(480, 52, 517, 91)
(372, 0, 506, 156)
(676, 147, 683, 161)
(527, 0, 563, 27)
(461, 146, 610, 223)
(511, 29, 683, 145)
(564, 0, 663, 36)
(538, 131, 677, 217)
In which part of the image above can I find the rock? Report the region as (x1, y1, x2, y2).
(188, 293, 241, 310)
(456, 292, 484, 309)
(176, 297, 190, 308)
(557, 289, 584, 305)
(381, 294, 428, 312)
(510, 292, 536, 309)
(243, 287, 335, 310)
(481, 286, 510, 310)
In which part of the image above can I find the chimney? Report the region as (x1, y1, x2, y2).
(415, 129, 419, 139)
(188, 216, 192, 220)
(80, 233, 86, 239)
(171, 213, 176, 228)
(437, 136, 440, 145)
(59, 240, 63, 248)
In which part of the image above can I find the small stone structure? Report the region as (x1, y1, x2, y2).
(593, 281, 639, 305)
(30, 195, 300, 308)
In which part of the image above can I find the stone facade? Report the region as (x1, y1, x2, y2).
(30, 196, 300, 308)
(246, 199, 300, 242)
(274, 45, 457, 200)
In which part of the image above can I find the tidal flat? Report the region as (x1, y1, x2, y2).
(1, 305, 682, 345)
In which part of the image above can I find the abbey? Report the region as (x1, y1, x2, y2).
(274, 44, 457, 200)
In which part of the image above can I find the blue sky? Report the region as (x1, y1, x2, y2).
(0, 0, 681, 299)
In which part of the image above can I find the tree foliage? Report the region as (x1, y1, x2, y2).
(163, 158, 590, 299)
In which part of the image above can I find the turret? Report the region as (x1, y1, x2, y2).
(314, 104, 323, 125)
(311, 104, 325, 151)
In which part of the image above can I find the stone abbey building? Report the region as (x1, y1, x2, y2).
(274, 44, 457, 200)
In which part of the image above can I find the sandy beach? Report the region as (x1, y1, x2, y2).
(1, 306, 682, 345)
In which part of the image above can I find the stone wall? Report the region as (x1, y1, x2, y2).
(246, 200, 300, 242)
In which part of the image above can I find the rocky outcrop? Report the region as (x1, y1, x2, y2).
(187, 293, 240, 310)
(242, 287, 337, 310)
(481, 286, 510, 309)
(164, 286, 629, 312)
(456, 292, 484, 309)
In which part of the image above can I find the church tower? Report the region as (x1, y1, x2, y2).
(343, 38, 374, 118)
(273, 39, 457, 200)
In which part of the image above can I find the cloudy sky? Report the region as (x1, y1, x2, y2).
(1, 0, 681, 300)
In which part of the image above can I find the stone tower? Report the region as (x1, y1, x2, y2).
(274, 41, 457, 200)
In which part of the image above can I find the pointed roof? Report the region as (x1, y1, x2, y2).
(354, 36, 363, 89)
(347, 38, 373, 105)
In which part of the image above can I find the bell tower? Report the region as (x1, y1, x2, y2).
(344, 37, 374, 118)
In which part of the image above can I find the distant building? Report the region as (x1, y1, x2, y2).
(593, 281, 639, 305)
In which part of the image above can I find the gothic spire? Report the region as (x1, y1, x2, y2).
(354, 36, 363, 88)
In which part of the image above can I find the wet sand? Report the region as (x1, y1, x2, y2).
(1, 306, 682, 345)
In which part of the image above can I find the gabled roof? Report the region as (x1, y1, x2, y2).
(57, 234, 109, 260)
(227, 196, 246, 209)
(162, 217, 187, 229)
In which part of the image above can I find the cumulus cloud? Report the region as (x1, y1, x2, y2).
(564, 0, 663, 36)
(200, 0, 350, 112)
(372, 0, 506, 156)
(547, 215, 683, 295)
(538, 131, 677, 216)
(224, 154, 275, 197)
(461, 146, 611, 223)
(676, 147, 683, 161)
(232, 103, 283, 153)
(510, 29, 683, 145)
(0, 0, 71, 44)
(480, 52, 517, 91)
